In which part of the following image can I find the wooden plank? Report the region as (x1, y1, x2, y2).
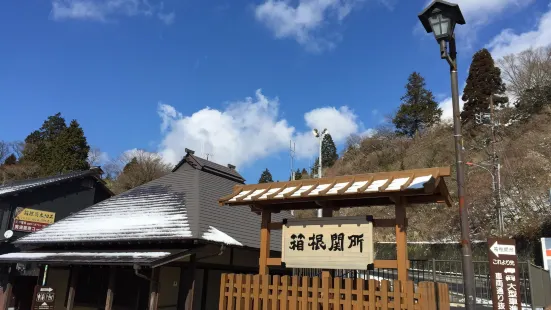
(406, 281, 414, 310)
(281, 276, 289, 310)
(252, 275, 260, 310)
(373, 260, 411, 269)
(312, 276, 319, 310)
(259, 210, 271, 275)
(227, 274, 235, 310)
(333, 277, 341, 308)
(219, 274, 228, 310)
(319, 180, 338, 195)
(438, 283, 450, 310)
(250, 185, 273, 201)
(357, 176, 375, 193)
(395, 198, 408, 283)
(393, 280, 401, 310)
(271, 275, 280, 310)
(300, 182, 319, 197)
(367, 279, 376, 310)
(268, 222, 283, 230)
(301, 276, 309, 310)
(261, 275, 269, 310)
(337, 177, 356, 194)
(284, 182, 304, 198)
(344, 278, 353, 309)
(378, 176, 395, 192)
(244, 275, 252, 310)
(380, 280, 389, 310)
(105, 268, 116, 310)
(235, 274, 243, 310)
(357, 278, 366, 310)
(266, 258, 282, 266)
(290, 276, 298, 310)
(322, 276, 330, 310)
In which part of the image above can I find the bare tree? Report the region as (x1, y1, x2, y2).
(0, 141, 9, 163)
(499, 47, 551, 100)
(87, 147, 105, 167)
(110, 149, 172, 194)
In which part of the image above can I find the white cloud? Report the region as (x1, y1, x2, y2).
(486, 4, 551, 59)
(50, 0, 174, 24)
(157, 89, 367, 169)
(254, 0, 367, 51)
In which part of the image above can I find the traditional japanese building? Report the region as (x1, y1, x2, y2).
(0, 167, 113, 309)
(0, 150, 287, 310)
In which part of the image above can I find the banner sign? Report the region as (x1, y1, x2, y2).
(487, 238, 521, 310)
(281, 216, 374, 269)
(13, 207, 56, 233)
(541, 238, 551, 271)
(32, 286, 55, 310)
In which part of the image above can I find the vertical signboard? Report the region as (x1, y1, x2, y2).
(541, 238, 551, 271)
(32, 286, 55, 310)
(487, 238, 521, 310)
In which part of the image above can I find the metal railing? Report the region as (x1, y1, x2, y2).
(293, 259, 551, 308)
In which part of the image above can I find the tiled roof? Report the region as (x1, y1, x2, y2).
(0, 168, 105, 198)
(16, 155, 286, 251)
(172, 153, 244, 182)
(220, 167, 452, 207)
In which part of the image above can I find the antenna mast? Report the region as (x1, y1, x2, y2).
(289, 140, 296, 180)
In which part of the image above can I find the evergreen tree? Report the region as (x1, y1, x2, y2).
(21, 113, 90, 175)
(311, 159, 319, 177)
(294, 169, 302, 180)
(301, 168, 309, 179)
(392, 72, 442, 137)
(321, 134, 338, 168)
(123, 157, 139, 174)
(258, 168, 273, 183)
(3, 154, 16, 165)
(461, 48, 508, 123)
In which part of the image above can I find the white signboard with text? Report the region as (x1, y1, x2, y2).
(281, 216, 374, 269)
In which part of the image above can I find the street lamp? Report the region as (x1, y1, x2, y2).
(419, 2, 475, 309)
(313, 128, 328, 218)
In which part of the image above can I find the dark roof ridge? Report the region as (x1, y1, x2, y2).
(172, 153, 245, 183)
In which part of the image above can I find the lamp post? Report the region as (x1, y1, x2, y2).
(419, 1, 476, 309)
(313, 128, 328, 218)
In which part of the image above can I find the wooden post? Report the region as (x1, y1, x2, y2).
(259, 210, 272, 275)
(177, 255, 197, 310)
(66, 267, 79, 310)
(1, 265, 15, 310)
(321, 208, 333, 279)
(105, 267, 116, 310)
(395, 198, 408, 283)
(149, 268, 160, 310)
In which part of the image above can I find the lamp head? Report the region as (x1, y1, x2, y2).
(418, 0, 465, 42)
(313, 129, 319, 137)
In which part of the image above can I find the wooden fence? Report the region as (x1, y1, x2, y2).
(219, 273, 450, 310)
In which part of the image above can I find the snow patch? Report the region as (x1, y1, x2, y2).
(202, 226, 243, 246)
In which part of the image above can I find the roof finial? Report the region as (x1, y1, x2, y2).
(185, 148, 195, 155)
(227, 164, 236, 170)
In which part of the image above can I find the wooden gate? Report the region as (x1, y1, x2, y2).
(219, 273, 450, 310)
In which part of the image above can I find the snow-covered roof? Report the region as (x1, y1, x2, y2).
(0, 167, 106, 197)
(16, 154, 286, 251)
(0, 250, 188, 266)
(220, 167, 452, 207)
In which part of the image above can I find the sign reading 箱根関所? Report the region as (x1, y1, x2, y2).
(12, 207, 56, 233)
(487, 238, 521, 310)
(281, 216, 373, 269)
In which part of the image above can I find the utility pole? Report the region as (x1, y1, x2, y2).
(289, 141, 296, 181)
(490, 95, 504, 236)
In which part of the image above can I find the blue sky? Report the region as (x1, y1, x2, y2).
(1, 0, 550, 183)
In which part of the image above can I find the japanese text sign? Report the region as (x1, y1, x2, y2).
(32, 286, 55, 310)
(13, 207, 56, 233)
(487, 238, 521, 310)
(281, 216, 373, 269)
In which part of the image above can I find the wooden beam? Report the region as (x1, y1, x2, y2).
(259, 210, 272, 275)
(337, 177, 356, 194)
(267, 218, 405, 230)
(105, 267, 116, 310)
(149, 268, 160, 310)
(268, 222, 283, 230)
(66, 267, 79, 310)
(266, 258, 282, 266)
(395, 198, 408, 283)
(373, 260, 411, 269)
(283, 182, 304, 198)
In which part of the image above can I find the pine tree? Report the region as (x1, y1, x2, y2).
(258, 168, 273, 183)
(3, 154, 16, 165)
(294, 169, 302, 180)
(123, 157, 139, 174)
(392, 72, 442, 137)
(461, 48, 508, 123)
(301, 168, 309, 179)
(311, 159, 319, 177)
(321, 134, 338, 168)
(21, 113, 90, 175)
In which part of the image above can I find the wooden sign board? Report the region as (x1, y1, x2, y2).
(487, 238, 521, 310)
(32, 286, 55, 310)
(281, 216, 374, 269)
